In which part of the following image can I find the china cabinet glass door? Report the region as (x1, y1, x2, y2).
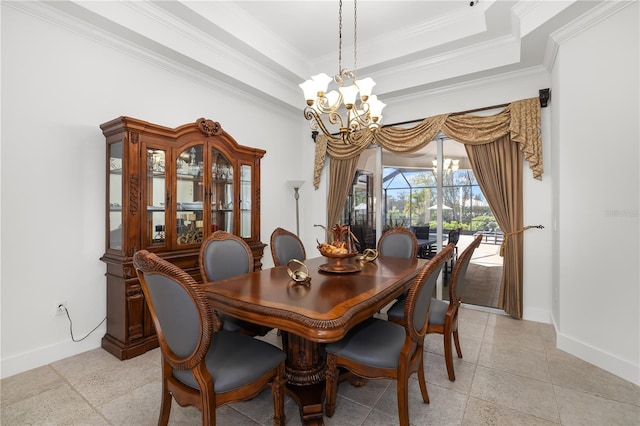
(176, 144, 205, 245)
(108, 141, 123, 250)
(211, 148, 233, 233)
(240, 164, 252, 238)
(145, 147, 166, 248)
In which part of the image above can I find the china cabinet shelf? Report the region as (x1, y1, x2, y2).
(101, 116, 265, 360)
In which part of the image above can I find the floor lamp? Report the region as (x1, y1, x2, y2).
(287, 180, 305, 236)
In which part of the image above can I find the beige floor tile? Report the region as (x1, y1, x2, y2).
(457, 307, 490, 326)
(457, 321, 488, 342)
(547, 356, 640, 407)
(482, 326, 545, 354)
(478, 342, 551, 382)
(425, 333, 483, 363)
(424, 352, 476, 394)
(1, 385, 108, 426)
(554, 385, 640, 425)
(334, 376, 392, 408)
(470, 365, 559, 422)
(489, 314, 542, 336)
(373, 379, 468, 425)
(538, 323, 556, 345)
(0, 365, 64, 408)
(462, 396, 560, 425)
(324, 396, 374, 426)
(70, 355, 160, 407)
(361, 408, 398, 426)
(229, 387, 283, 425)
(51, 347, 124, 383)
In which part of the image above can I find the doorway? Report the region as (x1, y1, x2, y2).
(381, 138, 502, 309)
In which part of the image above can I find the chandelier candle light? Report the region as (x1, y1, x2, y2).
(299, 0, 385, 144)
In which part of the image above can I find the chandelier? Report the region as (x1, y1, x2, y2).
(299, 0, 386, 144)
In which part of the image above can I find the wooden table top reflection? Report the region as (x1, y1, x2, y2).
(202, 255, 427, 343)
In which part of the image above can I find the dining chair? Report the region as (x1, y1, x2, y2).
(133, 250, 286, 426)
(411, 225, 431, 258)
(378, 227, 418, 259)
(199, 230, 271, 336)
(443, 228, 461, 275)
(387, 235, 482, 381)
(324, 244, 453, 426)
(270, 227, 306, 266)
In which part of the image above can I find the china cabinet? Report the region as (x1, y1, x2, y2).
(100, 116, 265, 359)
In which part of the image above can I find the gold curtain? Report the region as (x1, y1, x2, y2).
(313, 96, 541, 319)
(313, 98, 542, 189)
(466, 135, 524, 318)
(327, 156, 359, 234)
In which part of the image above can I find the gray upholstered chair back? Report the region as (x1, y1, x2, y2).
(271, 228, 306, 266)
(451, 234, 483, 301)
(143, 272, 201, 358)
(200, 231, 253, 282)
(403, 244, 453, 337)
(378, 228, 418, 259)
(134, 250, 216, 368)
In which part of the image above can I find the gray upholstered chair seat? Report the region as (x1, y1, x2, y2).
(325, 318, 405, 369)
(173, 330, 286, 393)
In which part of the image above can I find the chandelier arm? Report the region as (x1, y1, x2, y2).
(304, 107, 342, 138)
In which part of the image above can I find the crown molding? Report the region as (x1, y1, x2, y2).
(543, 1, 635, 71)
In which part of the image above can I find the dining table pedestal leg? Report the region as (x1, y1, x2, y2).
(281, 332, 327, 425)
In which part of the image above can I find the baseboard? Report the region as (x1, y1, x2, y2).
(1, 335, 102, 380)
(554, 326, 639, 386)
(523, 307, 551, 324)
(461, 303, 507, 316)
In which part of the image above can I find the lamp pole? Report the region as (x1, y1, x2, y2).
(287, 180, 305, 236)
(294, 187, 301, 236)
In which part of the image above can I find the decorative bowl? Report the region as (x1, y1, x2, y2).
(317, 244, 360, 273)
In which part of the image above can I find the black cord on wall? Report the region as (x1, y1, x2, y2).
(60, 305, 106, 342)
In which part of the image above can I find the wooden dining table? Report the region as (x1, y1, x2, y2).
(202, 255, 427, 425)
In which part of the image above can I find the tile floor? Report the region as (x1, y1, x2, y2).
(2, 308, 639, 425)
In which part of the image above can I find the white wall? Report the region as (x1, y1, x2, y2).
(551, 3, 639, 385)
(0, 5, 302, 378)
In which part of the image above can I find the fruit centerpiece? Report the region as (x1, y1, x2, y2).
(317, 224, 361, 273)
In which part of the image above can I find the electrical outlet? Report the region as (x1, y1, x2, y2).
(55, 301, 67, 316)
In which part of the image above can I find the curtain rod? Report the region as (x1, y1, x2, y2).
(383, 88, 550, 129)
(310, 88, 550, 141)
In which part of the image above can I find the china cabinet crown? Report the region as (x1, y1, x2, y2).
(100, 116, 265, 360)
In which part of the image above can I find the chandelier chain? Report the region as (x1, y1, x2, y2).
(353, 0, 357, 75)
(338, 0, 343, 76)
